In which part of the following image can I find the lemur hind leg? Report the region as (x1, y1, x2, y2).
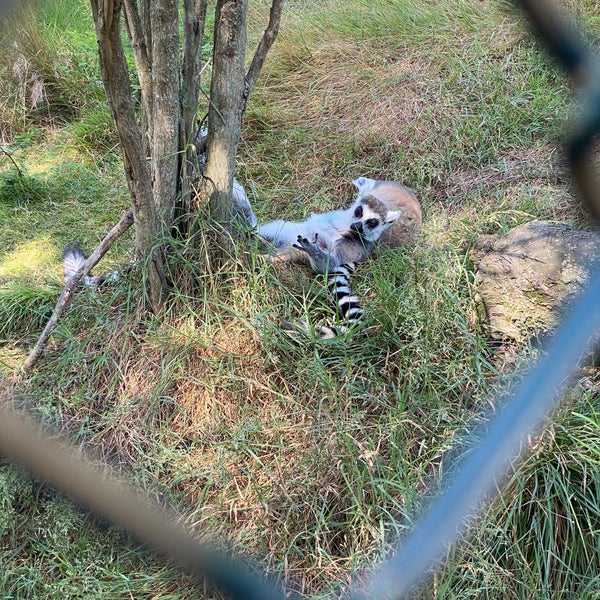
(292, 234, 340, 274)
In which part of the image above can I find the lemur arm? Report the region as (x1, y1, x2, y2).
(292, 234, 341, 274)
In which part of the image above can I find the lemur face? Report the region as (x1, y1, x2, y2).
(349, 196, 401, 242)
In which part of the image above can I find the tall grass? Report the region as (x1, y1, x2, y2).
(427, 389, 600, 599)
(1, 0, 600, 598)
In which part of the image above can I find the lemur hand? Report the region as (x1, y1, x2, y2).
(292, 235, 339, 274)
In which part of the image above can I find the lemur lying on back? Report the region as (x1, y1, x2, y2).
(259, 177, 421, 337)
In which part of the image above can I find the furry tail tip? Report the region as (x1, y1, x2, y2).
(63, 243, 87, 284)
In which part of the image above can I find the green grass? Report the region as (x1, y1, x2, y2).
(425, 389, 600, 599)
(0, 281, 57, 340)
(0, 464, 204, 600)
(1, 0, 600, 598)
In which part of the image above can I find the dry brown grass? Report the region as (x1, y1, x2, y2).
(240, 2, 574, 238)
(263, 40, 438, 141)
(4, 0, 598, 597)
(243, 40, 445, 204)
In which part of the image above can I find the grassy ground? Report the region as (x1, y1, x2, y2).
(1, 0, 600, 598)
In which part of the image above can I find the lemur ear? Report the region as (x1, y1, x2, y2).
(386, 209, 402, 224)
(352, 177, 376, 196)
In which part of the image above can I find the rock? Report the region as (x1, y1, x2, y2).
(470, 220, 600, 342)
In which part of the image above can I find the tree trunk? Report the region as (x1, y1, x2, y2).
(90, 0, 282, 307)
(179, 0, 208, 227)
(89, 0, 166, 312)
(203, 0, 249, 234)
(149, 0, 180, 224)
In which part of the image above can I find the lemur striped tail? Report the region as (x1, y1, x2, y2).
(315, 262, 364, 339)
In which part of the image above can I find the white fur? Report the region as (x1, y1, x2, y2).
(352, 176, 377, 199)
(258, 196, 400, 252)
(258, 206, 354, 252)
(232, 179, 257, 228)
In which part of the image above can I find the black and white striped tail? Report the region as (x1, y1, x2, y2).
(315, 262, 364, 339)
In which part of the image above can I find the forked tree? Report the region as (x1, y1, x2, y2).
(88, 0, 283, 311)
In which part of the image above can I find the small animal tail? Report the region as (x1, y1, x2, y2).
(285, 262, 365, 340)
(62, 243, 120, 287)
(318, 262, 364, 338)
(63, 243, 87, 284)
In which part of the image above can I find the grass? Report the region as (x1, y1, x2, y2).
(1, 0, 600, 598)
(427, 388, 600, 599)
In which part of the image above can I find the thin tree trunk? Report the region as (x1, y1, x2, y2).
(203, 0, 249, 234)
(179, 0, 208, 223)
(149, 0, 180, 224)
(89, 0, 165, 311)
(122, 0, 153, 143)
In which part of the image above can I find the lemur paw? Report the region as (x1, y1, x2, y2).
(292, 234, 318, 254)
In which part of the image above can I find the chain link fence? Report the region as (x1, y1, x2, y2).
(1, 1, 599, 598)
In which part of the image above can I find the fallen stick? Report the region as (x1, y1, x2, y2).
(24, 210, 134, 372)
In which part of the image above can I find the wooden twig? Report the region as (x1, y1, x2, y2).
(24, 210, 134, 372)
(0, 146, 24, 177)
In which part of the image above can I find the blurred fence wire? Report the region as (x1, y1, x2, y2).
(351, 1, 600, 597)
(2, 0, 600, 599)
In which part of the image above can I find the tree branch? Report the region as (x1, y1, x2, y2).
(0, 146, 23, 177)
(245, 0, 283, 102)
(24, 210, 134, 372)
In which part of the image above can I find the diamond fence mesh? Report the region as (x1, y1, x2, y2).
(1, 1, 599, 599)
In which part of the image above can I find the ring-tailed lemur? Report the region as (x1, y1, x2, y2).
(259, 177, 421, 338)
(260, 192, 404, 337)
(258, 177, 421, 263)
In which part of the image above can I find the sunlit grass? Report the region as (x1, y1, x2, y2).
(0, 237, 61, 281)
(1, 0, 600, 598)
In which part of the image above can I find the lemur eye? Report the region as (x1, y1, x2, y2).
(354, 206, 363, 218)
(365, 218, 379, 229)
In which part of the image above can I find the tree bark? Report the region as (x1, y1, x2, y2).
(179, 0, 208, 223)
(203, 0, 249, 232)
(122, 0, 152, 136)
(90, 0, 165, 311)
(149, 0, 180, 224)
